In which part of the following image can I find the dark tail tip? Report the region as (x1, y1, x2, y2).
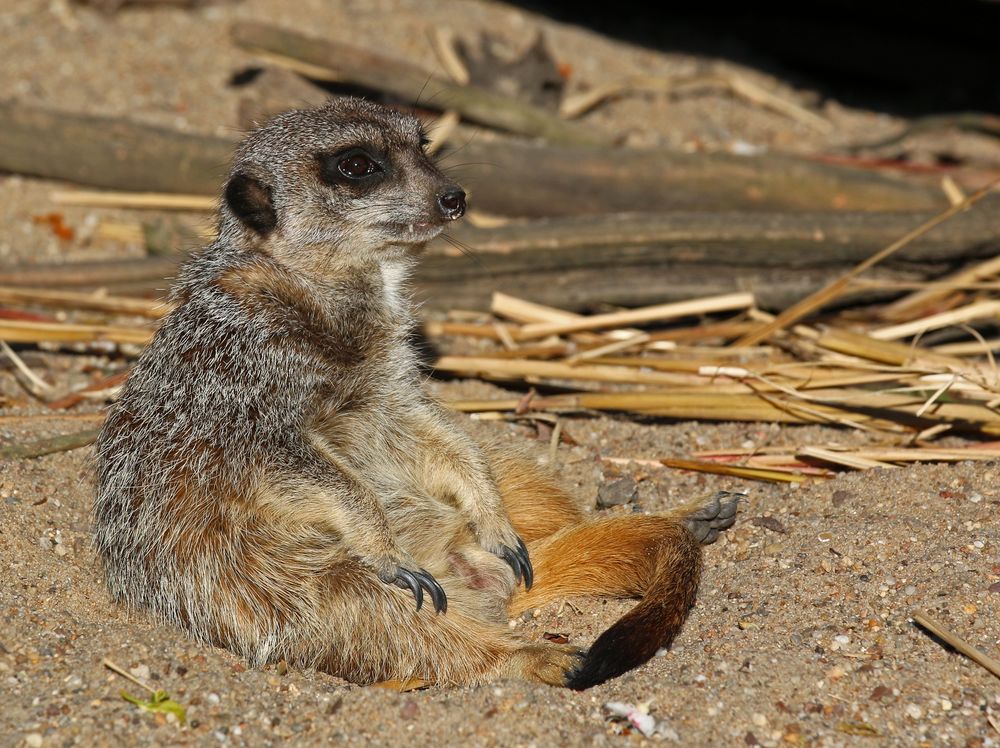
(564, 605, 670, 690)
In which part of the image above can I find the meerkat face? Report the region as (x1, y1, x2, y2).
(221, 97, 465, 265)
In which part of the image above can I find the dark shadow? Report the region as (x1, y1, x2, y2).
(510, 1, 1000, 116)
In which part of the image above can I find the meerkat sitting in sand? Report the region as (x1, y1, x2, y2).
(93, 97, 738, 689)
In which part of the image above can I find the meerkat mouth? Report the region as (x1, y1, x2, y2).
(383, 221, 444, 243)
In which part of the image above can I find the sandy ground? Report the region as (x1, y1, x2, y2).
(2, 1, 1000, 746)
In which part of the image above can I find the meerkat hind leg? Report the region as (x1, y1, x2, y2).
(312, 560, 584, 687)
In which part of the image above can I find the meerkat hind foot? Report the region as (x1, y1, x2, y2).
(509, 643, 587, 687)
(682, 491, 742, 545)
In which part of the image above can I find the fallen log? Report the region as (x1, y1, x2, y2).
(0, 102, 945, 216)
(1, 206, 996, 310)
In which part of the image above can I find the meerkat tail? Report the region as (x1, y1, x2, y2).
(509, 492, 740, 690)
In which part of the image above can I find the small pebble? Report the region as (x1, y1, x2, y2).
(24, 734, 43, 748)
(597, 477, 638, 507)
(751, 713, 767, 727)
(129, 665, 151, 681)
(400, 699, 419, 720)
(905, 703, 923, 720)
(903, 585, 917, 596)
(207, 692, 221, 705)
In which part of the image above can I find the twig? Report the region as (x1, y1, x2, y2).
(103, 658, 155, 694)
(0, 429, 100, 460)
(425, 111, 460, 156)
(733, 178, 1000, 347)
(912, 611, 1000, 680)
(430, 27, 470, 85)
(548, 419, 563, 467)
(560, 72, 833, 133)
(1, 340, 53, 396)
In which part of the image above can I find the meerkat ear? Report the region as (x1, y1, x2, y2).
(225, 172, 277, 235)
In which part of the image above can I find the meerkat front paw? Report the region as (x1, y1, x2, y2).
(377, 564, 448, 613)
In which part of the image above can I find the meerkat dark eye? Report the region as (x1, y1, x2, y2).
(338, 151, 380, 179)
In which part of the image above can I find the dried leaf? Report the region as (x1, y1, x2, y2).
(837, 720, 879, 737)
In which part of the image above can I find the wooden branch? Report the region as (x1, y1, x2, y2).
(732, 180, 1000, 346)
(0, 102, 945, 215)
(442, 135, 944, 216)
(230, 22, 606, 147)
(0, 429, 100, 460)
(2, 204, 998, 312)
(0, 100, 235, 194)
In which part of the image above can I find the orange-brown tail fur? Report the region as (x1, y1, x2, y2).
(495, 450, 737, 689)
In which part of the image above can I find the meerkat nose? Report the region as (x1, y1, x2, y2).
(438, 188, 466, 221)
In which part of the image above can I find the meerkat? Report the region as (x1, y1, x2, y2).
(93, 97, 738, 689)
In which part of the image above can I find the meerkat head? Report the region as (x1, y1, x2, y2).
(219, 97, 465, 268)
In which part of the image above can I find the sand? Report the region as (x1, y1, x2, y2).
(2, 1, 999, 746)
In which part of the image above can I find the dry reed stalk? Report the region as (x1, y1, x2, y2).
(912, 611, 1000, 681)
(659, 457, 810, 483)
(492, 292, 579, 324)
(733, 178, 1000, 347)
(516, 292, 755, 340)
(646, 319, 761, 343)
(565, 333, 652, 363)
(423, 321, 506, 339)
(870, 300, 1000, 341)
(934, 338, 1000, 356)
(798, 446, 898, 470)
(882, 253, 1000, 320)
(0, 412, 105, 424)
(434, 356, 714, 387)
(444, 391, 906, 429)
(0, 286, 171, 318)
(491, 292, 641, 340)
(52, 190, 216, 211)
(859, 447, 1000, 462)
(0, 319, 153, 346)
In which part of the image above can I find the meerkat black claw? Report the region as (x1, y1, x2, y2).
(517, 538, 534, 590)
(420, 569, 448, 614)
(391, 568, 424, 611)
(387, 567, 447, 614)
(498, 538, 533, 590)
